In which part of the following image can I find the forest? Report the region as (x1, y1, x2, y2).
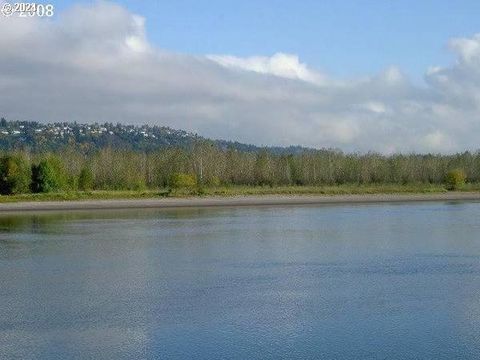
(0, 140, 475, 196)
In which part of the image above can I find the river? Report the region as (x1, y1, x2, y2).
(1, 202, 480, 359)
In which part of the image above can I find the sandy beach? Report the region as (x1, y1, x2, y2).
(0, 192, 479, 212)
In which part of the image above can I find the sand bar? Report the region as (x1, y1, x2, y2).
(0, 192, 479, 212)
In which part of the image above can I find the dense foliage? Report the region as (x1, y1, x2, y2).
(445, 169, 467, 190)
(0, 116, 478, 194)
(0, 143, 478, 194)
(31, 157, 67, 193)
(170, 173, 197, 189)
(0, 155, 31, 194)
(78, 167, 94, 191)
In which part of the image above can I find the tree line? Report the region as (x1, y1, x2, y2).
(0, 142, 476, 194)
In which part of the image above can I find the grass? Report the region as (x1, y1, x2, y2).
(0, 183, 480, 203)
(0, 190, 169, 203)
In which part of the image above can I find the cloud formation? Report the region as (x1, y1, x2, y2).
(207, 53, 328, 85)
(1, 1, 480, 153)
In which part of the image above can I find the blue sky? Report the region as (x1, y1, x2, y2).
(3, 0, 480, 152)
(47, 0, 480, 80)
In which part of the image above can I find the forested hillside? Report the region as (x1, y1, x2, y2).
(0, 118, 306, 154)
(0, 118, 477, 195)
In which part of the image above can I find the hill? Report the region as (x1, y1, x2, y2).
(0, 117, 310, 154)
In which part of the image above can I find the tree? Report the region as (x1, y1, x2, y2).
(254, 150, 273, 186)
(445, 169, 466, 190)
(78, 167, 94, 191)
(31, 156, 67, 193)
(0, 155, 31, 194)
(169, 173, 196, 189)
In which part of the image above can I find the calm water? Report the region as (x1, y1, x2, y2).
(1, 202, 480, 359)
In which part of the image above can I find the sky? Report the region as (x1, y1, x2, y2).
(44, 0, 480, 80)
(2, 0, 480, 153)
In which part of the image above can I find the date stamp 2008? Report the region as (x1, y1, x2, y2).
(1, 2, 54, 17)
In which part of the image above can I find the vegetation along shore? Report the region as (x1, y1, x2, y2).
(0, 118, 478, 203)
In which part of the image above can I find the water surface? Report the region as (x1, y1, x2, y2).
(1, 202, 480, 359)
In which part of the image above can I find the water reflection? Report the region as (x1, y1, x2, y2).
(1, 202, 480, 359)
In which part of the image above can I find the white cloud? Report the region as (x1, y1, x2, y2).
(1, 1, 480, 153)
(207, 52, 327, 85)
(449, 34, 480, 64)
(356, 102, 388, 114)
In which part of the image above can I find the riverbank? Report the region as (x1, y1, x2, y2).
(2, 183, 480, 203)
(0, 192, 479, 212)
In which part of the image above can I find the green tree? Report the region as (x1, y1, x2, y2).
(445, 169, 466, 190)
(78, 167, 94, 191)
(0, 155, 31, 194)
(169, 173, 196, 189)
(31, 156, 67, 193)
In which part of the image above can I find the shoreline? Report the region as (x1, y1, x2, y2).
(0, 192, 479, 212)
